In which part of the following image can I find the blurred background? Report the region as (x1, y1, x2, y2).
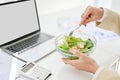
(0, 0, 119, 41)
(36, 0, 120, 15)
(34, 0, 120, 36)
(35, 0, 120, 15)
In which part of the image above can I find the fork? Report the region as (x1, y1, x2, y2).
(69, 25, 81, 36)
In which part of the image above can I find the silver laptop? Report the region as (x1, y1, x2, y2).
(0, 0, 55, 63)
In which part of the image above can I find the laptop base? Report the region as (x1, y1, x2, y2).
(1, 32, 55, 62)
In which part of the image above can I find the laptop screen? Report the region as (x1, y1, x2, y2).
(0, 0, 40, 47)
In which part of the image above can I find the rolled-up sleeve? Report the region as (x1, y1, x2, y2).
(96, 9, 120, 35)
(97, 8, 107, 22)
(94, 68, 120, 80)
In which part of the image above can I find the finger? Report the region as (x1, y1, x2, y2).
(84, 17, 95, 24)
(82, 23, 87, 27)
(80, 13, 88, 25)
(62, 58, 72, 64)
(81, 13, 84, 18)
(80, 18, 86, 25)
(82, 8, 92, 21)
(81, 15, 95, 25)
(80, 13, 85, 25)
(80, 15, 91, 26)
(81, 7, 93, 24)
(70, 48, 84, 57)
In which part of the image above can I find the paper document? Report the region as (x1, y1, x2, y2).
(78, 26, 119, 43)
(0, 50, 12, 80)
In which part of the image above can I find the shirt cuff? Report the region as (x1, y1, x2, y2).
(92, 66, 105, 80)
(97, 8, 107, 22)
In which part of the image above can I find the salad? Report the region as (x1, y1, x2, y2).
(58, 35, 94, 54)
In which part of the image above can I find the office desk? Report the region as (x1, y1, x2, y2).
(1, 35, 118, 80)
(32, 37, 120, 80)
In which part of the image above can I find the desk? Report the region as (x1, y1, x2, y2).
(0, 49, 13, 80)
(7, 36, 119, 80)
(34, 37, 120, 80)
(4, 36, 119, 80)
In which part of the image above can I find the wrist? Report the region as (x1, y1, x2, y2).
(92, 66, 105, 80)
(91, 64, 99, 74)
(98, 7, 104, 20)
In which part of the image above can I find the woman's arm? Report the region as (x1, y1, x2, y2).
(80, 6, 120, 35)
(62, 48, 120, 80)
(96, 68, 120, 80)
(96, 9, 120, 35)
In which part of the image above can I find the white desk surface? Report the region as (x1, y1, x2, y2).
(0, 49, 12, 80)
(1, 36, 120, 80)
(36, 37, 120, 80)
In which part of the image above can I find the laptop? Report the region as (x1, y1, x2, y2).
(0, 0, 56, 62)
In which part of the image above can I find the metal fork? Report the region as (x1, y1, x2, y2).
(69, 25, 81, 35)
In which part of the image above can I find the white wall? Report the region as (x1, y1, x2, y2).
(111, 0, 120, 13)
(94, 0, 120, 14)
(95, 0, 112, 9)
(36, 0, 95, 15)
(0, 0, 95, 16)
(1, 0, 120, 15)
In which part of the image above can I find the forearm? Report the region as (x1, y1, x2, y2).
(94, 68, 120, 80)
(96, 9, 120, 35)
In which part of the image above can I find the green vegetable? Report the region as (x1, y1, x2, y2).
(58, 36, 94, 60)
(68, 56, 79, 60)
(84, 39, 93, 49)
(81, 48, 90, 53)
(58, 46, 70, 53)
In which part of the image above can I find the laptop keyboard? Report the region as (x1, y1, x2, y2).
(6, 33, 53, 53)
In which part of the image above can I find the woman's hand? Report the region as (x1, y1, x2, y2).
(80, 6, 103, 26)
(62, 48, 99, 74)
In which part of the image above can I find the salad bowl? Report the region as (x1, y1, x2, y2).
(55, 31, 97, 60)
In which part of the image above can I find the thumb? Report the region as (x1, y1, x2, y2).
(62, 58, 72, 64)
(80, 18, 86, 25)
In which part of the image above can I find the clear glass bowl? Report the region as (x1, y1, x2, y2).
(55, 31, 97, 60)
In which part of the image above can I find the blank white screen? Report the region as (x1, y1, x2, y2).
(0, 0, 39, 46)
